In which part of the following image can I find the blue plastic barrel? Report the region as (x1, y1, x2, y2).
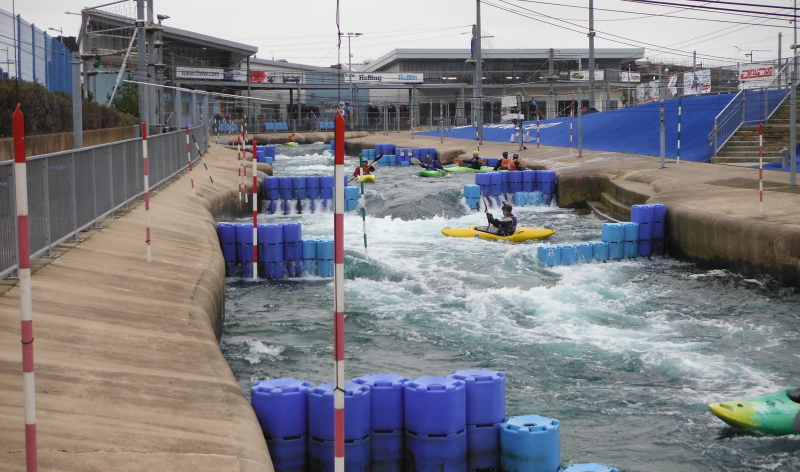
(447, 369, 505, 425)
(405, 429, 467, 472)
(292, 176, 307, 201)
(622, 222, 639, 242)
(509, 171, 523, 193)
(308, 435, 370, 472)
(638, 221, 653, 240)
(538, 170, 557, 194)
(264, 262, 283, 280)
(528, 191, 543, 206)
(264, 176, 280, 200)
(316, 238, 334, 260)
(638, 239, 652, 258)
(575, 242, 593, 263)
(306, 176, 321, 200)
(560, 463, 619, 472)
(537, 245, 561, 267)
(485, 157, 499, 168)
(265, 435, 306, 472)
(320, 175, 335, 200)
(217, 223, 237, 262)
(631, 204, 654, 224)
(488, 172, 502, 197)
(467, 423, 500, 471)
(514, 191, 528, 206)
(258, 225, 284, 263)
(463, 184, 482, 199)
(371, 429, 404, 472)
(590, 241, 609, 261)
(560, 244, 577, 265)
(387, 154, 397, 166)
(522, 170, 536, 192)
(500, 415, 560, 472)
(251, 378, 310, 438)
(282, 223, 302, 262)
(353, 373, 410, 431)
(500, 171, 512, 194)
(601, 223, 624, 243)
(652, 203, 667, 222)
(608, 242, 624, 260)
(624, 241, 639, 259)
(264, 145, 276, 158)
(302, 239, 317, 260)
(308, 381, 371, 441)
(236, 223, 253, 263)
(404, 376, 466, 435)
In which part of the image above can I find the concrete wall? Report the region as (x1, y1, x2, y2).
(0, 126, 138, 161)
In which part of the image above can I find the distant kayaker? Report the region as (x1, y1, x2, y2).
(286, 133, 297, 144)
(512, 153, 527, 170)
(493, 151, 514, 171)
(353, 158, 375, 178)
(485, 202, 517, 236)
(461, 151, 483, 170)
(421, 155, 444, 171)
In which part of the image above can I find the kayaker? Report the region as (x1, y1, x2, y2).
(485, 202, 517, 236)
(512, 153, 527, 170)
(352, 158, 375, 178)
(421, 155, 444, 171)
(462, 151, 483, 170)
(493, 151, 514, 171)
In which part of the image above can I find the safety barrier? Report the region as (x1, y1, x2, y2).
(250, 369, 617, 472)
(216, 222, 334, 278)
(464, 169, 556, 210)
(537, 204, 667, 267)
(262, 175, 354, 215)
(254, 145, 276, 164)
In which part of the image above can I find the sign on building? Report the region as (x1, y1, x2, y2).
(683, 69, 711, 95)
(346, 73, 424, 84)
(569, 70, 604, 81)
(738, 63, 775, 90)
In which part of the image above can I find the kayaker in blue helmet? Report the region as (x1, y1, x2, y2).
(352, 157, 375, 178)
(485, 201, 517, 236)
(420, 154, 444, 171)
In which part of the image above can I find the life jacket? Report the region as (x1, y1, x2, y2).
(500, 158, 514, 170)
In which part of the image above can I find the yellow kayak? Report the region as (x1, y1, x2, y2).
(441, 226, 556, 242)
(358, 175, 376, 183)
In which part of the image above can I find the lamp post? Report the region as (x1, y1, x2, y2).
(48, 27, 63, 42)
(340, 32, 362, 126)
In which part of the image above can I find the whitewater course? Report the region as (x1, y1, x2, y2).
(1, 128, 799, 471)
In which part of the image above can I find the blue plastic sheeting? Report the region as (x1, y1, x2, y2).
(419, 94, 741, 162)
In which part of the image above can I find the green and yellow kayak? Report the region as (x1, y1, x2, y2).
(441, 226, 556, 242)
(419, 170, 447, 177)
(708, 388, 800, 435)
(443, 165, 494, 173)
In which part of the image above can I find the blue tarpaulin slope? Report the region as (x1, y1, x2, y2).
(420, 93, 742, 162)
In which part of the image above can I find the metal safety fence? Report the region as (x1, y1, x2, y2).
(0, 127, 207, 279)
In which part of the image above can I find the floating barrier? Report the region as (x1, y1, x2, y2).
(251, 378, 311, 472)
(472, 170, 555, 207)
(308, 435, 370, 472)
(262, 175, 353, 214)
(217, 222, 336, 278)
(631, 203, 666, 257)
(501, 415, 560, 472)
(309, 382, 371, 441)
(404, 376, 466, 435)
(353, 374, 410, 472)
(405, 429, 467, 472)
(448, 369, 505, 471)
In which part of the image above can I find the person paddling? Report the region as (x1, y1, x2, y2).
(484, 202, 517, 236)
(352, 157, 375, 178)
(420, 154, 444, 171)
(462, 151, 483, 170)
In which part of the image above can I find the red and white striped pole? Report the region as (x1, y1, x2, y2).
(251, 139, 259, 279)
(333, 110, 346, 472)
(569, 104, 574, 154)
(142, 121, 152, 262)
(185, 126, 195, 197)
(13, 104, 38, 472)
(237, 136, 243, 201)
(759, 122, 764, 213)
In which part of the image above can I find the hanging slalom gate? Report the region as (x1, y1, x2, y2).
(538, 203, 667, 267)
(250, 369, 617, 472)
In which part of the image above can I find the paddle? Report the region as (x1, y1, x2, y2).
(348, 154, 384, 184)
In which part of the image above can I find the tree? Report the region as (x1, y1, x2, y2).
(110, 76, 139, 118)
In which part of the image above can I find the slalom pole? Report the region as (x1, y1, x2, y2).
(13, 104, 38, 472)
(142, 121, 152, 262)
(333, 110, 346, 472)
(536, 109, 541, 148)
(759, 122, 764, 213)
(251, 139, 259, 279)
(676, 98, 682, 165)
(569, 103, 574, 155)
(185, 126, 196, 197)
(190, 133, 218, 189)
(237, 136, 243, 202)
(360, 178, 369, 261)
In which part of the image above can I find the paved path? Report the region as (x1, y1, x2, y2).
(1, 130, 798, 471)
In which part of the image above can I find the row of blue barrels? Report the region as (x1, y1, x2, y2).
(475, 170, 557, 204)
(216, 222, 335, 278)
(255, 145, 277, 164)
(263, 175, 357, 214)
(464, 185, 549, 211)
(630, 203, 667, 257)
(251, 369, 511, 472)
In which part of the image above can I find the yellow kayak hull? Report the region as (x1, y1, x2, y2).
(358, 175, 376, 183)
(441, 226, 556, 242)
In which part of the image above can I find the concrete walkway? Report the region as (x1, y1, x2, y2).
(1, 130, 798, 471)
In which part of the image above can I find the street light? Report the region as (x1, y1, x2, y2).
(48, 27, 64, 42)
(340, 32, 362, 124)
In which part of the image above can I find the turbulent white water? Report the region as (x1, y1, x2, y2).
(221, 146, 800, 472)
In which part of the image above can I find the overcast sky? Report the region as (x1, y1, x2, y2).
(13, 0, 796, 68)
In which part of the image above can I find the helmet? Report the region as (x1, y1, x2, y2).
(361, 157, 369, 163)
(502, 151, 509, 157)
(502, 203, 513, 212)
(473, 151, 480, 157)
(513, 153, 519, 158)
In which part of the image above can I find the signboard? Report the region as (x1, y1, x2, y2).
(618, 71, 641, 83)
(683, 69, 711, 95)
(569, 70, 604, 81)
(176, 67, 269, 83)
(346, 72, 424, 84)
(738, 63, 775, 90)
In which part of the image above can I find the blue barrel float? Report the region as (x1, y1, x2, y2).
(316, 238, 334, 277)
(353, 374, 411, 472)
(307, 382, 371, 472)
(601, 223, 624, 260)
(404, 376, 467, 472)
(258, 224, 284, 279)
(282, 223, 302, 278)
(250, 378, 311, 472)
(217, 223, 238, 275)
(500, 415, 560, 472)
(537, 245, 561, 267)
(448, 369, 505, 471)
(302, 239, 317, 276)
